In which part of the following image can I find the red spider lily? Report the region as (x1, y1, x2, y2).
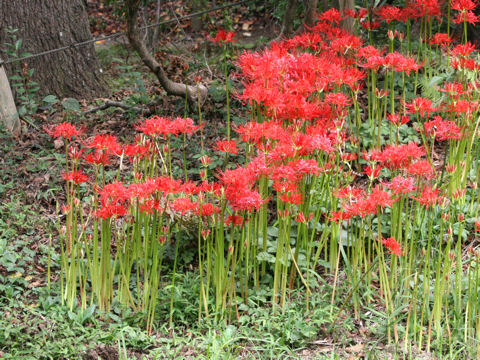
(95, 203, 127, 219)
(295, 211, 314, 224)
(68, 146, 84, 161)
(290, 159, 321, 176)
(360, 55, 385, 70)
(453, 188, 467, 200)
(430, 33, 453, 46)
(318, 8, 343, 23)
(225, 214, 245, 227)
(135, 116, 201, 137)
(200, 155, 211, 167)
(358, 45, 383, 59)
(228, 188, 266, 212)
(219, 167, 266, 212)
(215, 140, 238, 155)
(382, 237, 403, 256)
(235, 121, 287, 145)
(341, 153, 358, 162)
(180, 180, 201, 195)
(139, 199, 163, 214)
(405, 97, 436, 118)
(324, 92, 352, 107)
(63, 170, 88, 184)
(334, 186, 364, 201)
(450, 42, 476, 57)
(284, 32, 324, 51)
(172, 117, 203, 135)
(151, 177, 179, 195)
(135, 116, 172, 137)
(453, 10, 480, 24)
(412, 186, 443, 208)
(475, 221, 480, 232)
(44, 122, 82, 140)
(387, 113, 410, 126)
(422, 116, 463, 141)
(364, 164, 383, 179)
(407, 0, 442, 19)
(446, 164, 457, 173)
(273, 179, 300, 195)
(279, 191, 304, 205)
(218, 167, 257, 190)
(98, 182, 130, 205)
(368, 186, 396, 208)
(128, 180, 157, 199)
(448, 99, 479, 115)
(329, 33, 363, 53)
(170, 197, 197, 215)
(195, 202, 220, 217)
(344, 198, 378, 218)
(123, 143, 150, 159)
(208, 29, 236, 45)
(199, 181, 222, 195)
(440, 82, 466, 97)
(328, 211, 352, 223)
(85, 134, 122, 155)
(383, 52, 422, 74)
(407, 160, 435, 179)
(375, 5, 402, 23)
(84, 150, 112, 166)
(451, 57, 480, 70)
(371, 142, 425, 169)
(452, 0, 478, 11)
(382, 176, 417, 195)
(361, 20, 382, 30)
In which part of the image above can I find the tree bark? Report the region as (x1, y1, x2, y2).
(0, 0, 106, 99)
(304, 0, 319, 29)
(338, 0, 355, 33)
(125, 0, 207, 105)
(278, 0, 298, 39)
(0, 58, 20, 136)
(294, 0, 319, 34)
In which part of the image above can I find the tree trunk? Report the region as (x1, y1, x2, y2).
(294, 0, 318, 34)
(0, 58, 20, 136)
(338, 0, 355, 33)
(278, 0, 298, 39)
(304, 0, 319, 29)
(0, 0, 106, 99)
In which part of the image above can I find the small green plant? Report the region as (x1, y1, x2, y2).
(2, 27, 40, 127)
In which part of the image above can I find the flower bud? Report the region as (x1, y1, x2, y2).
(388, 30, 394, 40)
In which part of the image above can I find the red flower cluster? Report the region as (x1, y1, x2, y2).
(209, 29, 236, 45)
(382, 237, 403, 256)
(45, 122, 82, 140)
(135, 116, 202, 137)
(63, 170, 88, 184)
(215, 140, 238, 155)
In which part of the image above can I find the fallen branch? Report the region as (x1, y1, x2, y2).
(125, 0, 208, 105)
(83, 99, 152, 115)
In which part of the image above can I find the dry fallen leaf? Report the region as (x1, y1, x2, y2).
(54, 139, 63, 149)
(346, 343, 364, 353)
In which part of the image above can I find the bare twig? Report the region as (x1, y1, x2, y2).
(83, 99, 152, 115)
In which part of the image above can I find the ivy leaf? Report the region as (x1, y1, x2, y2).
(61, 98, 80, 112)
